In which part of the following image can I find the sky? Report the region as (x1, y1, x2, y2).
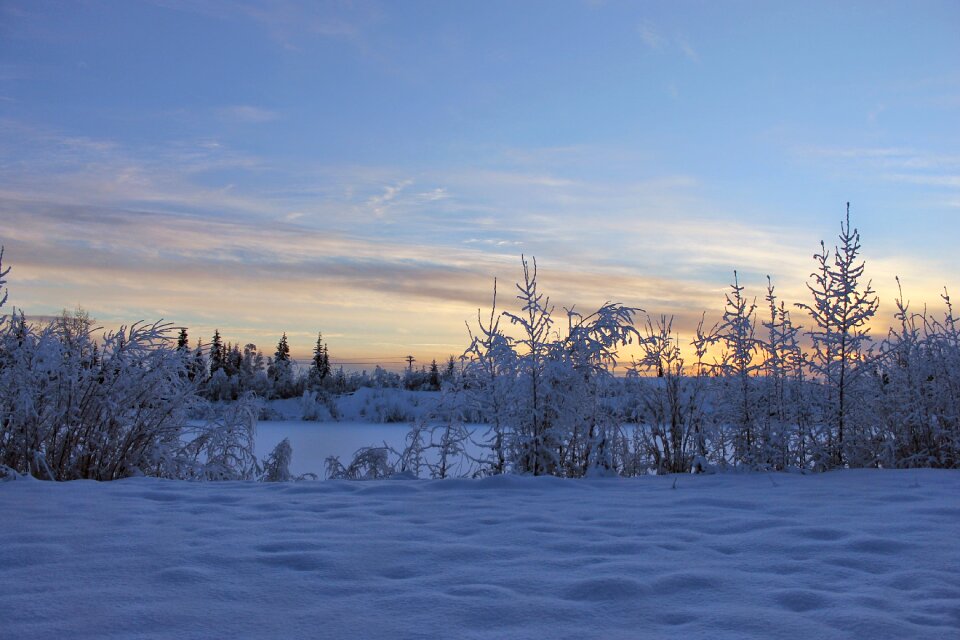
(1, 1, 958, 368)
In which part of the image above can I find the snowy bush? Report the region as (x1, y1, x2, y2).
(0, 252, 263, 481)
(261, 438, 294, 482)
(461, 256, 639, 477)
(325, 447, 394, 480)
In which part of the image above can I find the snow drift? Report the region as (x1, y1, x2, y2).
(2, 469, 958, 639)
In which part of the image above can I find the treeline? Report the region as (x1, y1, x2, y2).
(179, 329, 330, 401)
(179, 327, 459, 401)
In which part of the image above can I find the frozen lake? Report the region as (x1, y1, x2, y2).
(255, 420, 487, 478)
(255, 420, 410, 477)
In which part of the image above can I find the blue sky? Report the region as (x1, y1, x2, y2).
(1, 1, 958, 365)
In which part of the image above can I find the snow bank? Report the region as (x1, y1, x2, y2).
(1, 470, 958, 638)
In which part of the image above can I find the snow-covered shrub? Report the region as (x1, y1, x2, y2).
(325, 447, 394, 480)
(0, 314, 199, 480)
(261, 438, 294, 482)
(176, 393, 260, 480)
(462, 256, 639, 477)
(0, 252, 261, 481)
(874, 283, 960, 468)
(423, 421, 472, 479)
(627, 316, 706, 474)
(301, 389, 335, 421)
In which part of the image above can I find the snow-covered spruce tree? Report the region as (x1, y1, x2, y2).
(699, 272, 765, 467)
(190, 338, 206, 383)
(209, 329, 224, 377)
(309, 331, 331, 386)
(796, 204, 879, 468)
(176, 327, 189, 352)
(760, 276, 809, 469)
(269, 332, 296, 398)
(240, 343, 271, 397)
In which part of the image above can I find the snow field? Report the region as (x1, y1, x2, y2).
(2, 470, 958, 639)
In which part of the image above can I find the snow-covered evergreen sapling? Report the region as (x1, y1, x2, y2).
(796, 204, 878, 467)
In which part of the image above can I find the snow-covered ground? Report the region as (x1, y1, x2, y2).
(2, 470, 958, 639)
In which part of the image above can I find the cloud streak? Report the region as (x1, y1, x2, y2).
(2, 122, 953, 364)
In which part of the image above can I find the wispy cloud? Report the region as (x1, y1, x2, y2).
(799, 146, 960, 191)
(638, 21, 665, 50)
(151, 0, 375, 53)
(637, 21, 699, 62)
(676, 36, 699, 63)
(2, 122, 949, 361)
(217, 105, 280, 124)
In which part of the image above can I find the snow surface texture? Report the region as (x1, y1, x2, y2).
(2, 470, 958, 639)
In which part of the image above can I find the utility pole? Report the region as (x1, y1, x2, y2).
(405, 355, 415, 373)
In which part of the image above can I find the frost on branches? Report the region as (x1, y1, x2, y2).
(0, 250, 265, 481)
(462, 256, 641, 477)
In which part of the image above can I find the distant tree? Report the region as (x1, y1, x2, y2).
(429, 359, 440, 390)
(176, 327, 189, 351)
(275, 333, 291, 362)
(796, 204, 879, 467)
(225, 343, 242, 379)
(702, 271, 763, 466)
(209, 330, 224, 376)
(190, 339, 206, 383)
(311, 332, 331, 382)
(761, 276, 808, 468)
(269, 333, 295, 397)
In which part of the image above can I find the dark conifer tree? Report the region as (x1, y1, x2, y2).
(209, 330, 224, 375)
(224, 343, 242, 377)
(275, 333, 291, 362)
(176, 327, 189, 351)
(191, 339, 206, 382)
(311, 332, 331, 381)
(429, 359, 440, 390)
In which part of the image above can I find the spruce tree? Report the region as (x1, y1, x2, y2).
(796, 204, 879, 466)
(275, 333, 290, 362)
(176, 327, 189, 351)
(191, 339, 206, 382)
(209, 330, 224, 375)
(311, 332, 331, 381)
